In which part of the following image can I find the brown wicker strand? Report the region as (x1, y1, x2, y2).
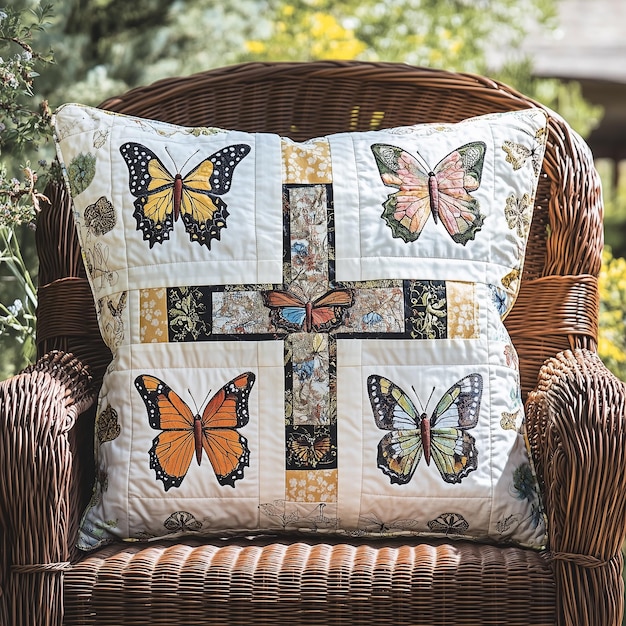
(12, 562, 73, 574)
(63, 539, 556, 625)
(544, 551, 622, 570)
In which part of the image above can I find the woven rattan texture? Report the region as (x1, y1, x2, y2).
(1, 61, 623, 626)
(63, 539, 555, 625)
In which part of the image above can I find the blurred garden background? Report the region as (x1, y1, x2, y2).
(1, 0, 625, 381)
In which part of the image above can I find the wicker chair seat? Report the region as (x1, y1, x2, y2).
(63, 538, 555, 625)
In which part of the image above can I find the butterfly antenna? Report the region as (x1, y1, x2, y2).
(165, 145, 200, 172)
(189, 387, 212, 415)
(424, 386, 436, 412)
(412, 385, 435, 413)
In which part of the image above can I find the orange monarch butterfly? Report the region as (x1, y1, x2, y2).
(134, 372, 255, 491)
(262, 287, 354, 333)
(120, 142, 250, 248)
(371, 142, 486, 245)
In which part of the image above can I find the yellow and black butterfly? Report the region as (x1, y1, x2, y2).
(120, 142, 250, 249)
(367, 373, 482, 484)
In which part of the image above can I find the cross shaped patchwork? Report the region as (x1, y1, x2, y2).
(138, 138, 478, 507)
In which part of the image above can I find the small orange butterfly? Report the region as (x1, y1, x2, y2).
(262, 287, 354, 333)
(287, 429, 336, 469)
(135, 372, 255, 490)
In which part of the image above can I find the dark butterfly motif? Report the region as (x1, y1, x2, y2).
(357, 513, 420, 536)
(371, 142, 486, 245)
(134, 372, 255, 490)
(287, 429, 336, 469)
(96, 405, 121, 444)
(163, 511, 203, 533)
(427, 512, 470, 535)
(120, 142, 250, 248)
(367, 373, 483, 484)
(262, 287, 354, 333)
(84, 196, 116, 236)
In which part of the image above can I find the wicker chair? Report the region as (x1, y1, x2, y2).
(1, 61, 625, 626)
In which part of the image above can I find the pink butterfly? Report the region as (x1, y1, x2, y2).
(371, 142, 486, 245)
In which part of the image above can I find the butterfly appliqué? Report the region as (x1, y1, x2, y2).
(134, 372, 255, 490)
(367, 373, 483, 484)
(96, 405, 121, 444)
(120, 142, 250, 248)
(262, 287, 354, 333)
(502, 132, 545, 177)
(371, 142, 486, 245)
(286, 428, 336, 469)
(163, 511, 203, 533)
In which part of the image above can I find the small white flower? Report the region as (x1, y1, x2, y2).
(8, 299, 23, 316)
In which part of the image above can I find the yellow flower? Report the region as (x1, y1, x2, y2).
(246, 40, 266, 55)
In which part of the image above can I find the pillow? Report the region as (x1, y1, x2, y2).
(53, 103, 548, 550)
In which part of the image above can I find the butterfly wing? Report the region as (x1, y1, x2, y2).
(179, 144, 251, 248)
(427, 512, 469, 535)
(367, 374, 424, 485)
(432, 142, 486, 245)
(200, 371, 255, 487)
(429, 373, 482, 484)
(371, 143, 432, 242)
(135, 374, 196, 491)
(310, 288, 354, 332)
(120, 143, 177, 247)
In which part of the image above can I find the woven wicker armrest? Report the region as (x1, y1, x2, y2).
(526, 348, 626, 625)
(0, 351, 95, 625)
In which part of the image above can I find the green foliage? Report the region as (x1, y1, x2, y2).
(597, 159, 626, 260)
(0, 2, 54, 376)
(0, 3, 53, 167)
(38, 0, 271, 106)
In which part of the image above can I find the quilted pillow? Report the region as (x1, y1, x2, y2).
(53, 103, 548, 550)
